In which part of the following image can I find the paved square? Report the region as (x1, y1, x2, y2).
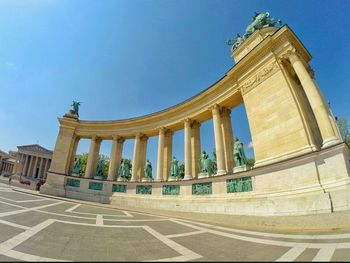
(0, 183, 349, 261)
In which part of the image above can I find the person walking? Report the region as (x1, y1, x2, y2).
(8, 176, 12, 185)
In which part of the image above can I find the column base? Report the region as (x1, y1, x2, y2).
(233, 165, 251, 173)
(154, 178, 162, 182)
(183, 174, 193, 180)
(198, 172, 210, 179)
(214, 170, 227, 176)
(117, 177, 128, 182)
(168, 177, 177, 181)
(322, 137, 341, 149)
(142, 178, 152, 182)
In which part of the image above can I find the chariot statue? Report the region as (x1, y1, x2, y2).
(71, 101, 81, 117)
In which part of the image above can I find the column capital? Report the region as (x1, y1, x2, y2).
(91, 136, 101, 142)
(221, 107, 232, 117)
(165, 129, 173, 136)
(208, 103, 221, 113)
(140, 134, 149, 142)
(191, 120, 201, 128)
(135, 133, 142, 139)
(117, 137, 125, 143)
(183, 117, 191, 124)
(158, 126, 167, 134)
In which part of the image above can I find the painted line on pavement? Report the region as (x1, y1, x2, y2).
(276, 245, 306, 261)
(96, 215, 104, 226)
(312, 246, 336, 261)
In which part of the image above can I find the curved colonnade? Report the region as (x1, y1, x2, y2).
(41, 26, 350, 216)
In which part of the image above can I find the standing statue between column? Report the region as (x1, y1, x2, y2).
(143, 160, 153, 182)
(169, 156, 180, 181)
(72, 158, 82, 176)
(233, 137, 251, 172)
(118, 159, 131, 181)
(199, 151, 215, 178)
(95, 159, 105, 180)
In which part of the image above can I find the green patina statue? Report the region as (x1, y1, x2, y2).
(199, 151, 215, 175)
(226, 12, 282, 52)
(95, 159, 105, 178)
(118, 159, 131, 180)
(169, 156, 180, 179)
(72, 158, 82, 176)
(71, 101, 81, 117)
(144, 160, 153, 179)
(233, 137, 247, 167)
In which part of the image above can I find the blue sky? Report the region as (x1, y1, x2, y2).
(0, 0, 349, 176)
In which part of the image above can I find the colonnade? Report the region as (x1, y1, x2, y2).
(70, 105, 235, 182)
(0, 161, 14, 175)
(15, 153, 51, 179)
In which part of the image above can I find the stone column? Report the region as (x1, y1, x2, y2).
(27, 156, 34, 178)
(163, 130, 173, 181)
(17, 154, 24, 175)
(85, 137, 101, 178)
(22, 155, 29, 177)
(43, 158, 49, 179)
(131, 133, 142, 182)
(139, 135, 148, 181)
(211, 104, 227, 175)
(183, 118, 192, 180)
(156, 127, 166, 182)
(108, 136, 124, 181)
(68, 137, 80, 174)
(38, 157, 44, 179)
(13, 153, 20, 174)
(191, 121, 201, 179)
(221, 107, 234, 173)
(287, 51, 340, 148)
(32, 156, 39, 177)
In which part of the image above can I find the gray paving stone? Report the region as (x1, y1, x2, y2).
(295, 248, 319, 261)
(331, 248, 350, 261)
(0, 224, 24, 242)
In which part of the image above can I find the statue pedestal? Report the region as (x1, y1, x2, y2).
(198, 172, 210, 179)
(168, 177, 177, 182)
(71, 173, 79, 177)
(93, 176, 104, 180)
(117, 177, 128, 182)
(233, 165, 251, 173)
(142, 177, 152, 182)
(63, 110, 79, 119)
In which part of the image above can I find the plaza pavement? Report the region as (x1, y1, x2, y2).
(0, 180, 350, 261)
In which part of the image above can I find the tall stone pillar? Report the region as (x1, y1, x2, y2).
(68, 137, 80, 174)
(211, 104, 227, 175)
(139, 135, 148, 181)
(191, 121, 201, 179)
(131, 133, 142, 182)
(221, 107, 234, 173)
(287, 51, 340, 148)
(184, 118, 192, 180)
(108, 136, 124, 181)
(22, 155, 29, 177)
(84, 137, 101, 178)
(38, 157, 44, 179)
(32, 157, 38, 178)
(43, 158, 49, 179)
(27, 156, 34, 178)
(163, 130, 173, 181)
(156, 127, 165, 182)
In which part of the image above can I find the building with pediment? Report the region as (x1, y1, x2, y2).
(0, 150, 15, 176)
(13, 144, 53, 180)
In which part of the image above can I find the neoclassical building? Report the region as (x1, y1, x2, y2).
(0, 150, 15, 176)
(41, 23, 350, 215)
(13, 144, 53, 180)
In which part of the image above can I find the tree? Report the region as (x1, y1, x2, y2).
(246, 158, 255, 167)
(179, 164, 185, 179)
(336, 118, 350, 148)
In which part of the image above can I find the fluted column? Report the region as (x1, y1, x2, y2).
(27, 156, 34, 178)
(184, 118, 192, 180)
(131, 133, 142, 182)
(287, 51, 340, 148)
(221, 107, 234, 172)
(211, 104, 227, 175)
(156, 127, 166, 182)
(69, 137, 80, 174)
(22, 155, 29, 176)
(108, 136, 124, 181)
(163, 130, 173, 181)
(191, 121, 201, 179)
(85, 137, 101, 178)
(139, 135, 149, 181)
(38, 157, 44, 179)
(31, 156, 38, 177)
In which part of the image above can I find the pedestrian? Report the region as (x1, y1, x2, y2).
(8, 176, 12, 185)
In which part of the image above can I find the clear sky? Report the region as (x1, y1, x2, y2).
(0, 0, 349, 176)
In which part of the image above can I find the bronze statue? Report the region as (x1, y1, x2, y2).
(144, 160, 153, 179)
(233, 137, 247, 166)
(169, 156, 180, 179)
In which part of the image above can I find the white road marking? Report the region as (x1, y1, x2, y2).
(0, 219, 30, 230)
(166, 230, 207, 238)
(96, 215, 104, 226)
(313, 246, 336, 261)
(65, 203, 80, 212)
(143, 225, 202, 261)
(276, 245, 306, 261)
(123, 211, 133, 217)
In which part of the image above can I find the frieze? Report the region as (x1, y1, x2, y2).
(240, 61, 279, 95)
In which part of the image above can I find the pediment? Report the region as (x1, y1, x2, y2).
(17, 144, 53, 155)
